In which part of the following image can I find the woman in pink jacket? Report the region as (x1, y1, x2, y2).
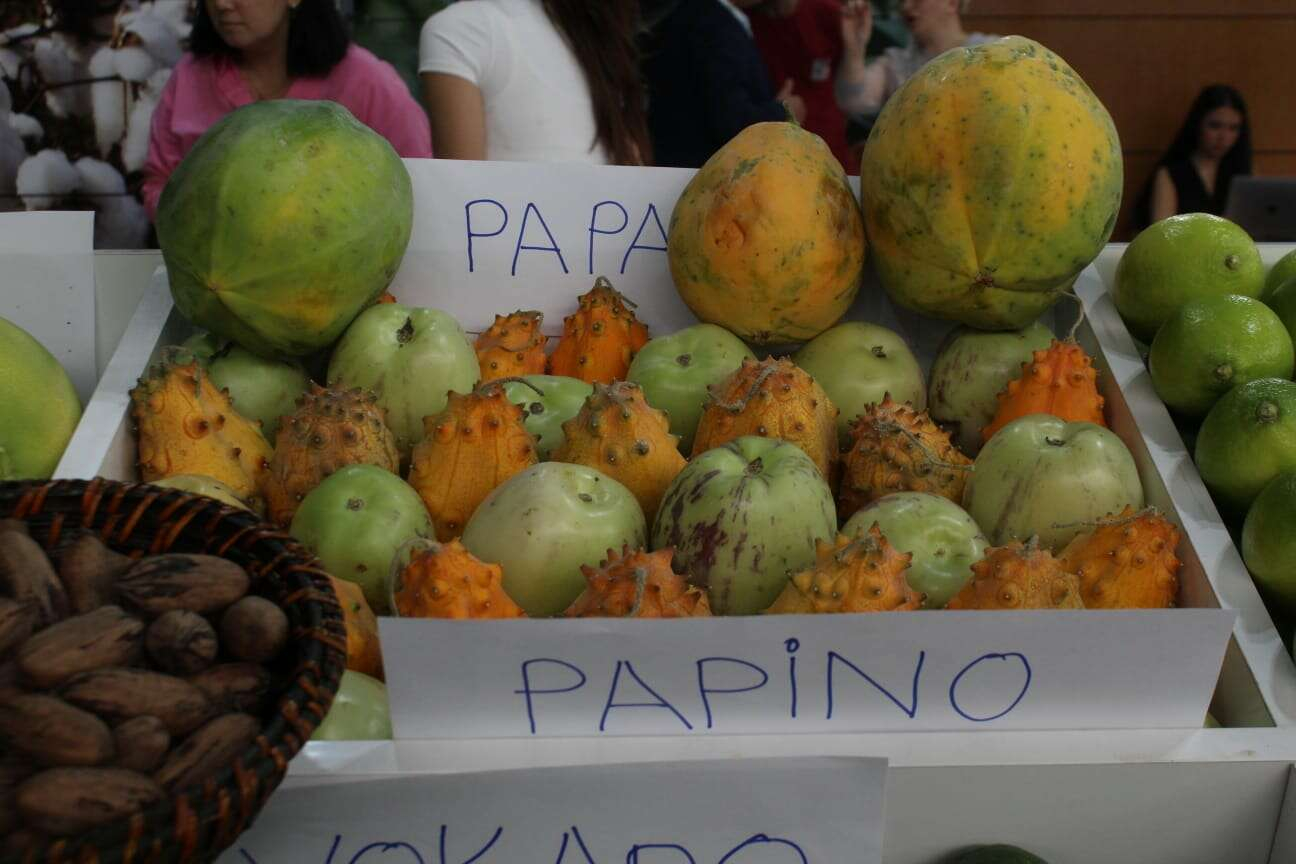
(142, 0, 432, 220)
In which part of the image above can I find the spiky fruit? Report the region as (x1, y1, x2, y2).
(390, 538, 526, 619)
(766, 526, 920, 614)
(551, 382, 686, 521)
(329, 575, 384, 679)
(475, 310, 547, 382)
(946, 540, 1084, 610)
(261, 384, 401, 527)
(548, 276, 650, 384)
(407, 381, 539, 541)
(692, 357, 838, 483)
(129, 354, 272, 506)
(838, 396, 972, 520)
(564, 546, 710, 618)
(1057, 507, 1181, 609)
(982, 339, 1106, 442)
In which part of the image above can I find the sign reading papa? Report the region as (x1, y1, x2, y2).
(221, 758, 887, 864)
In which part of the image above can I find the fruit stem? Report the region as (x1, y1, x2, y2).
(710, 363, 779, 413)
(1212, 364, 1234, 385)
(479, 376, 544, 398)
(1061, 290, 1087, 343)
(745, 457, 764, 476)
(397, 317, 415, 345)
(871, 419, 972, 472)
(1257, 401, 1280, 424)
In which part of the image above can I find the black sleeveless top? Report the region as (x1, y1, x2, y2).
(1165, 159, 1227, 216)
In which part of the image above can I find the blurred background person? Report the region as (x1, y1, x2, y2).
(419, 1, 650, 165)
(1133, 84, 1252, 228)
(836, 0, 995, 119)
(142, 0, 431, 220)
(749, 0, 852, 171)
(641, 0, 805, 169)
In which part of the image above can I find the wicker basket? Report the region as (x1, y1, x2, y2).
(0, 477, 348, 864)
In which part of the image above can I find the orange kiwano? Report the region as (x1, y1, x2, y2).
(838, 396, 971, 521)
(548, 277, 650, 384)
(766, 526, 919, 614)
(329, 575, 384, 679)
(982, 339, 1106, 442)
(261, 384, 400, 526)
(946, 540, 1084, 610)
(552, 382, 685, 521)
(129, 354, 272, 506)
(564, 546, 710, 618)
(692, 357, 838, 483)
(1058, 507, 1181, 609)
(391, 539, 526, 619)
(475, 310, 547, 382)
(407, 382, 539, 541)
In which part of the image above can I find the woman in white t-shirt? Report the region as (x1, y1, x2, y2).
(419, 0, 650, 164)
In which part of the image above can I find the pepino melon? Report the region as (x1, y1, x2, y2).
(860, 36, 1121, 330)
(667, 122, 865, 346)
(156, 100, 413, 359)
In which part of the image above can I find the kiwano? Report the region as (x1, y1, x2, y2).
(860, 36, 1121, 330)
(156, 100, 413, 359)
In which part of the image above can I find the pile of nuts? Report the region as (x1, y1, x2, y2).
(0, 519, 290, 851)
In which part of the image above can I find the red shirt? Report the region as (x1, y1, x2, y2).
(750, 0, 851, 172)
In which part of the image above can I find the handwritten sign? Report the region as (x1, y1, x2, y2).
(218, 757, 886, 864)
(381, 609, 1233, 739)
(0, 211, 96, 402)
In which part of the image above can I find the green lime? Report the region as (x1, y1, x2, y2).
(1195, 378, 1296, 515)
(1264, 275, 1296, 342)
(0, 316, 82, 479)
(1242, 471, 1296, 616)
(1262, 249, 1296, 303)
(1113, 213, 1264, 343)
(946, 845, 1050, 864)
(1148, 294, 1294, 417)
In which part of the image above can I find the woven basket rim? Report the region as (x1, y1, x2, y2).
(0, 477, 348, 864)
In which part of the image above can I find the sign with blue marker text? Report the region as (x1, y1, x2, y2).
(380, 609, 1232, 738)
(217, 758, 887, 864)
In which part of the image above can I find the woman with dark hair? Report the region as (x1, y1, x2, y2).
(1135, 84, 1252, 228)
(142, 0, 432, 219)
(418, 0, 651, 165)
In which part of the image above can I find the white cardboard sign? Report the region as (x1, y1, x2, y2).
(218, 757, 887, 864)
(381, 609, 1234, 738)
(0, 211, 97, 402)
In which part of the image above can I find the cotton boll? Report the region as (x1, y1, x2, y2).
(0, 48, 20, 80)
(122, 86, 160, 173)
(89, 46, 125, 158)
(2, 24, 41, 42)
(0, 122, 26, 198)
(9, 114, 43, 144)
(112, 46, 157, 83)
(95, 195, 150, 248)
(34, 36, 88, 119)
(74, 156, 126, 196)
(16, 149, 80, 210)
(122, 10, 183, 67)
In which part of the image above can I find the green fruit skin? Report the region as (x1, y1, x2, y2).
(1196, 378, 1296, 516)
(1113, 213, 1264, 343)
(0, 316, 81, 480)
(502, 375, 594, 459)
(627, 323, 756, 453)
(963, 415, 1144, 551)
(180, 333, 309, 439)
(1262, 249, 1296, 303)
(653, 436, 836, 615)
(793, 321, 925, 446)
(327, 304, 480, 458)
(461, 462, 647, 617)
(1242, 471, 1296, 616)
(1265, 275, 1296, 346)
(311, 670, 392, 741)
(1147, 294, 1294, 418)
(927, 321, 1055, 456)
(157, 100, 413, 359)
(844, 492, 988, 608)
(947, 844, 1050, 864)
(290, 464, 433, 615)
(151, 474, 252, 511)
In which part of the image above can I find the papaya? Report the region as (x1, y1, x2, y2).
(667, 121, 865, 346)
(156, 100, 413, 359)
(860, 36, 1122, 330)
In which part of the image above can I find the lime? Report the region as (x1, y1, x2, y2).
(0, 316, 82, 479)
(1113, 213, 1264, 343)
(1195, 378, 1296, 515)
(1148, 294, 1294, 417)
(1262, 249, 1296, 303)
(1264, 275, 1296, 342)
(1242, 471, 1296, 616)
